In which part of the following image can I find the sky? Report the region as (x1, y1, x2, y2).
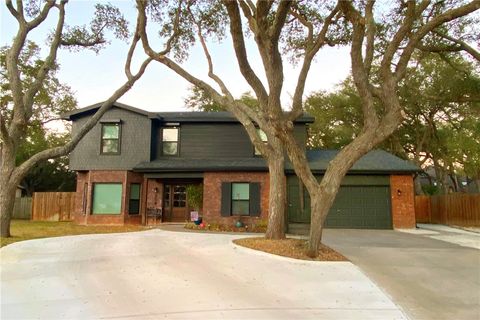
(0, 1, 351, 113)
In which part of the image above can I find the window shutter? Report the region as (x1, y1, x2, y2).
(249, 182, 261, 216)
(221, 182, 232, 216)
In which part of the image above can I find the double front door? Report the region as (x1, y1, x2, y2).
(163, 184, 187, 222)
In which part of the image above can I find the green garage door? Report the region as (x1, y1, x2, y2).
(324, 186, 391, 229)
(287, 176, 392, 229)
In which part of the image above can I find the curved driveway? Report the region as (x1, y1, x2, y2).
(1, 229, 405, 319)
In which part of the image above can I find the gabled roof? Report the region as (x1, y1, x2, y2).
(61, 102, 315, 123)
(61, 102, 157, 120)
(133, 149, 420, 174)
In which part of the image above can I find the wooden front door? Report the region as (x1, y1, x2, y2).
(163, 184, 187, 222)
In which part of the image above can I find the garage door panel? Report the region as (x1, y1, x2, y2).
(325, 186, 392, 229)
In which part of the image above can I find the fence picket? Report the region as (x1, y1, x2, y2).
(415, 194, 480, 227)
(31, 192, 75, 221)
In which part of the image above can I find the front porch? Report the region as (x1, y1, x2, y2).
(145, 177, 203, 224)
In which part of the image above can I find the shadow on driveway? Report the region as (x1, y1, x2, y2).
(323, 229, 480, 320)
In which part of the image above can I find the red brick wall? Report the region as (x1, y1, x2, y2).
(202, 172, 270, 226)
(73, 170, 145, 225)
(390, 175, 416, 228)
(124, 171, 144, 225)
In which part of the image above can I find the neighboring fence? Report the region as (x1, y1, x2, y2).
(32, 192, 75, 221)
(415, 194, 480, 226)
(12, 197, 32, 219)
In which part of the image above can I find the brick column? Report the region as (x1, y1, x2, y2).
(390, 175, 416, 228)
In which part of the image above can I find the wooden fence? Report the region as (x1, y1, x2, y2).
(415, 194, 480, 226)
(32, 192, 75, 221)
(12, 197, 32, 219)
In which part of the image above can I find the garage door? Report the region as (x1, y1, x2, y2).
(287, 178, 392, 229)
(324, 186, 391, 229)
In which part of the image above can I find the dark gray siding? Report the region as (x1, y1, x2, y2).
(154, 123, 308, 159)
(70, 107, 151, 170)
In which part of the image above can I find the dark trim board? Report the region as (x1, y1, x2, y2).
(144, 172, 204, 179)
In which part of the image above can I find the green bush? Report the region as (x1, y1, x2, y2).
(186, 184, 203, 210)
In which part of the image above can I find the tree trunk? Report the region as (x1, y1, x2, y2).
(414, 175, 424, 195)
(0, 144, 18, 238)
(0, 183, 16, 238)
(306, 176, 344, 257)
(264, 146, 286, 239)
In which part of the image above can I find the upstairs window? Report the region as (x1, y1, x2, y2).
(101, 123, 121, 154)
(162, 127, 179, 156)
(254, 128, 268, 155)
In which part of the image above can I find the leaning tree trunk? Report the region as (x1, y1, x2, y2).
(265, 149, 286, 239)
(307, 173, 344, 257)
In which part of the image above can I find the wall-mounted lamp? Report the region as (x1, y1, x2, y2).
(397, 189, 402, 197)
(153, 187, 159, 193)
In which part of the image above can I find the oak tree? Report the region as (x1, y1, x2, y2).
(0, 0, 186, 237)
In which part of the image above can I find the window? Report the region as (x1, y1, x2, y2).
(129, 184, 141, 214)
(92, 183, 122, 214)
(82, 183, 88, 215)
(101, 123, 121, 154)
(173, 185, 186, 207)
(162, 127, 179, 156)
(231, 183, 250, 215)
(254, 128, 268, 155)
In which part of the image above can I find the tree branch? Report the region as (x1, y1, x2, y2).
(23, 1, 66, 121)
(395, 0, 480, 81)
(432, 30, 480, 61)
(5, 0, 22, 22)
(223, 1, 269, 107)
(13, 56, 152, 183)
(289, 2, 340, 120)
(26, 0, 56, 31)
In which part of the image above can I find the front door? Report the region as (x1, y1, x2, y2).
(163, 184, 187, 222)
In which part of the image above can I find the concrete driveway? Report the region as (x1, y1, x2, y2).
(323, 229, 480, 320)
(1, 230, 405, 319)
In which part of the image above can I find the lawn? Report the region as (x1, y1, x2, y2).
(0, 220, 146, 248)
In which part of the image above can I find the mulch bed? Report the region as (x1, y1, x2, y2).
(233, 237, 348, 261)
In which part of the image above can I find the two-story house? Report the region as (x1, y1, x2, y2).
(63, 102, 418, 230)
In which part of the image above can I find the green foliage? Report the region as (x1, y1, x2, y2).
(186, 184, 203, 211)
(60, 3, 130, 53)
(185, 86, 258, 112)
(305, 78, 362, 149)
(1, 41, 77, 193)
(185, 86, 225, 111)
(306, 53, 480, 183)
(422, 184, 439, 196)
(0, 41, 77, 125)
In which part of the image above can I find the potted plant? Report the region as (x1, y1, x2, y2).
(186, 184, 203, 225)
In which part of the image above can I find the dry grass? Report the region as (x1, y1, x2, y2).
(233, 237, 348, 261)
(0, 220, 146, 248)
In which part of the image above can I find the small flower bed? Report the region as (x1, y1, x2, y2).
(233, 237, 348, 261)
(184, 220, 267, 233)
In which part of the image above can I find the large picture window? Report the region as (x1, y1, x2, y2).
(92, 183, 122, 214)
(231, 183, 250, 215)
(129, 184, 141, 215)
(162, 127, 179, 156)
(101, 123, 121, 154)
